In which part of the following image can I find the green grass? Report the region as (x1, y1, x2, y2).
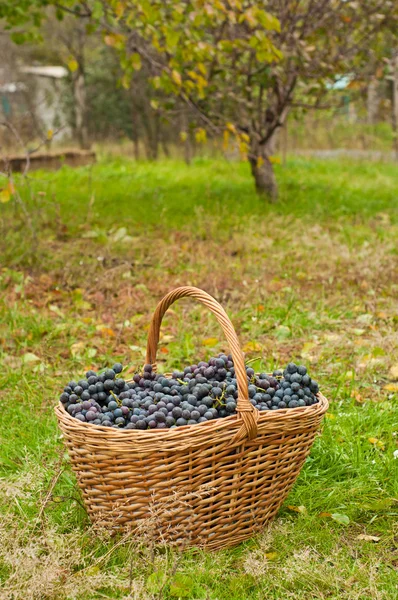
(0, 155, 397, 599)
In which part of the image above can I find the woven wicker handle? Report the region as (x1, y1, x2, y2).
(146, 286, 258, 441)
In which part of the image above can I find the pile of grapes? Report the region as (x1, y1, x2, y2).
(59, 356, 320, 430)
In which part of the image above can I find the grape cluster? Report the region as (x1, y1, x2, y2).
(59, 357, 319, 430)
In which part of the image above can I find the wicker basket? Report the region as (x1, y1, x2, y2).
(55, 286, 328, 550)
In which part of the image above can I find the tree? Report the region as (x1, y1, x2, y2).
(99, 0, 396, 200)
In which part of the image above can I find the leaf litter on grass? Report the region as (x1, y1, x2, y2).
(0, 157, 397, 599)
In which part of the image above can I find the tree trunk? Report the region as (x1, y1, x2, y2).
(249, 136, 278, 201)
(180, 107, 192, 165)
(73, 70, 89, 149)
(130, 91, 140, 160)
(367, 75, 378, 125)
(392, 52, 398, 161)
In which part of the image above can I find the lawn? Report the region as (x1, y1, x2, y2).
(0, 156, 397, 599)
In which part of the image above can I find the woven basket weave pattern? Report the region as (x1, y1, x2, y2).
(56, 286, 328, 550)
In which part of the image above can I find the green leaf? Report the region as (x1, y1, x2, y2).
(146, 570, 165, 594)
(131, 52, 142, 71)
(256, 10, 281, 32)
(331, 513, 350, 525)
(170, 574, 195, 598)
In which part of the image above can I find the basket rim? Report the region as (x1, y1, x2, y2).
(55, 391, 329, 440)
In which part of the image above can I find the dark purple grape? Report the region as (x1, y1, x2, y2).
(104, 379, 115, 391)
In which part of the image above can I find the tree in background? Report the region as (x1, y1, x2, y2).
(1, 1, 397, 198)
(99, 0, 396, 200)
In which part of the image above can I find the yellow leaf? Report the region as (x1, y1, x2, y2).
(115, 1, 124, 18)
(179, 131, 188, 142)
(318, 511, 332, 518)
(242, 341, 262, 353)
(0, 188, 11, 203)
(121, 73, 130, 90)
(265, 552, 278, 560)
(287, 505, 307, 514)
(47, 129, 53, 140)
(356, 534, 380, 542)
(195, 128, 207, 144)
(226, 122, 236, 134)
(257, 156, 264, 167)
(325, 413, 335, 420)
(197, 62, 207, 76)
(269, 155, 281, 164)
(68, 58, 78, 72)
(131, 52, 142, 71)
(171, 69, 182, 86)
(202, 337, 219, 347)
(301, 341, 316, 356)
(368, 437, 385, 450)
(101, 327, 116, 337)
(384, 383, 398, 392)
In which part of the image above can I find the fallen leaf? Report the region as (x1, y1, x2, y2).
(265, 552, 278, 560)
(301, 341, 316, 356)
(243, 340, 262, 352)
(351, 390, 365, 403)
(202, 337, 219, 347)
(384, 383, 398, 392)
(49, 304, 65, 318)
(96, 325, 116, 337)
(368, 437, 385, 450)
(0, 188, 11, 203)
(318, 512, 332, 518)
(356, 534, 380, 542)
(331, 513, 350, 525)
(160, 334, 174, 343)
(325, 413, 336, 419)
(287, 505, 307, 514)
(160, 347, 169, 354)
(71, 341, 85, 357)
(22, 352, 40, 363)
